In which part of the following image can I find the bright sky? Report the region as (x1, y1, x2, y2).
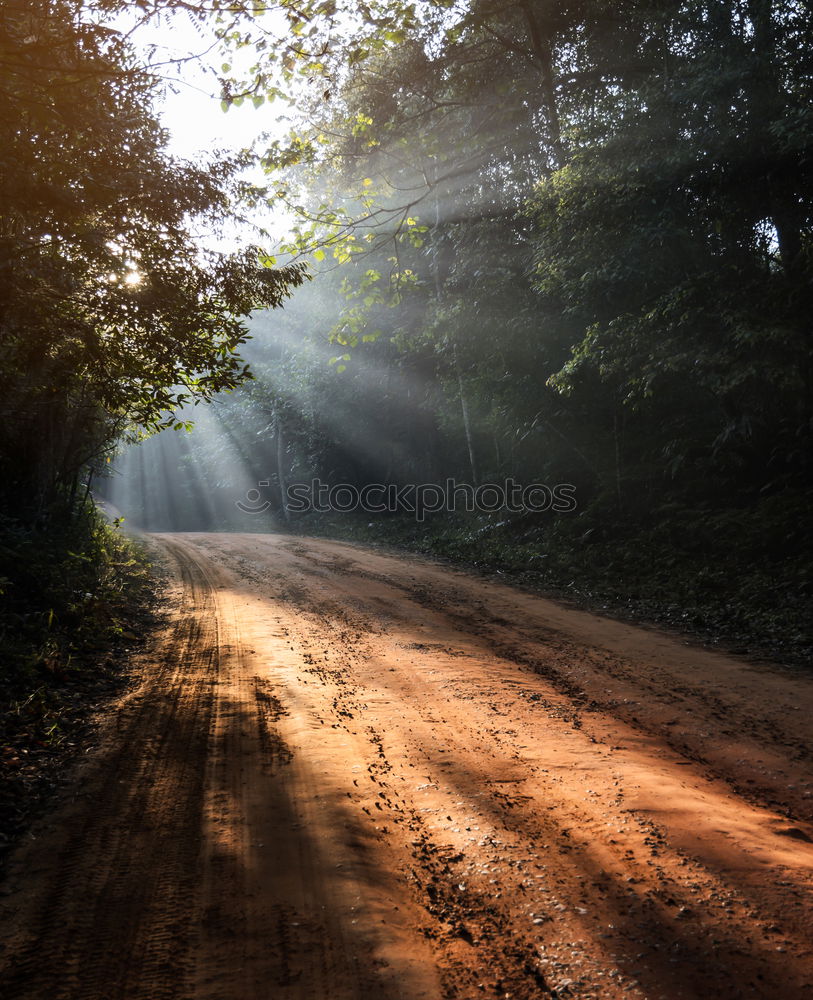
(119, 7, 304, 254)
(161, 87, 270, 161)
(127, 9, 288, 161)
(112, 10, 294, 251)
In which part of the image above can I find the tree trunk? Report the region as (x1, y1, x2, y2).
(613, 410, 623, 511)
(747, 0, 802, 276)
(429, 186, 478, 484)
(519, 1, 567, 168)
(276, 416, 290, 522)
(454, 342, 478, 486)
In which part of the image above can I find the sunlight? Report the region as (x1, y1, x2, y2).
(102, 396, 282, 533)
(3, 4, 811, 998)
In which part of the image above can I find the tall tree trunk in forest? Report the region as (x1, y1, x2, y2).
(519, 0, 567, 168)
(747, 0, 802, 275)
(746, 0, 811, 431)
(454, 341, 479, 486)
(276, 416, 290, 522)
(613, 411, 623, 512)
(429, 188, 478, 485)
(81, 467, 94, 511)
(383, 361, 394, 482)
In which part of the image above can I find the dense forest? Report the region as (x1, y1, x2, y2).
(2, 0, 812, 682)
(107, 0, 811, 660)
(2, 4, 812, 993)
(0, 0, 306, 701)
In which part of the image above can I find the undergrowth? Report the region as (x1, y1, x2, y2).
(0, 508, 157, 860)
(293, 489, 813, 669)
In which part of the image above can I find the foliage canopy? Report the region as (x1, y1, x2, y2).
(0, 0, 305, 521)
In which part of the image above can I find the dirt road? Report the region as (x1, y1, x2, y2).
(1, 533, 812, 999)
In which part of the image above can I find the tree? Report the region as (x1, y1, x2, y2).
(0, 0, 306, 522)
(256, 0, 812, 508)
(97, 0, 813, 533)
(529, 0, 813, 497)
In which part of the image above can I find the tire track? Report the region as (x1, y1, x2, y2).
(0, 541, 219, 1000)
(3, 532, 813, 1000)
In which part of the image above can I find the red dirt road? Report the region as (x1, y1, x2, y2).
(1, 533, 812, 999)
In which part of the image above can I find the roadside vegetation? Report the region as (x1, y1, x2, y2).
(2, 1, 811, 858)
(0, 510, 158, 861)
(0, 0, 302, 856)
(104, 2, 811, 672)
(297, 495, 812, 670)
